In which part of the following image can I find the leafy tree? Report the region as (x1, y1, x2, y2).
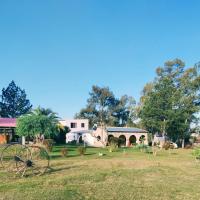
(139, 59, 200, 147)
(16, 107, 59, 140)
(88, 85, 116, 126)
(76, 85, 116, 127)
(110, 95, 136, 127)
(76, 85, 136, 128)
(75, 105, 99, 128)
(55, 125, 70, 144)
(0, 105, 2, 117)
(0, 81, 32, 118)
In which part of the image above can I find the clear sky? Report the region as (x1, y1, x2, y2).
(0, 0, 200, 118)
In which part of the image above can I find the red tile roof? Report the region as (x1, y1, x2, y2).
(0, 118, 16, 127)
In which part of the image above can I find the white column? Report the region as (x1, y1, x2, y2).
(136, 135, 140, 144)
(22, 136, 26, 145)
(126, 136, 129, 147)
(144, 133, 148, 145)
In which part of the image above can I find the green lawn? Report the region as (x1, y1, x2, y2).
(1, 145, 200, 200)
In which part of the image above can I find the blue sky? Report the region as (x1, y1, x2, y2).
(0, 0, 200, 118)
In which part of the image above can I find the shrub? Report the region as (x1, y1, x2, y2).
(43, 139, 54, 152)
(118, 137, 126, 147)
(54, 132, 66, 144)
(61, 148, 68, 157)
(192, 147, 200, 160)
(134, 144, 149, 152)
(109, 137, 120, 147)
(163, 141, 171, 150)
(134, 144, 152, 154)
(163, 141, 175, 150)
(77, 146, 86, 156)
(108, 137, 119, 152)
(68, 140, 77, 145)
(189, 136, 197, 144)
(108, 142, 118, 152)
(110, 137, 126, 147)
(147, 132, 153, 146)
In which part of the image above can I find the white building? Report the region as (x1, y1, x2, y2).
(59, 119, 89, 143)
(59, 119, 149, 147)
(59, 119, 89, 132)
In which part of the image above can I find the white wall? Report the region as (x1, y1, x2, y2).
(82, 133, 105, 147)
(59, 119, 89, 132)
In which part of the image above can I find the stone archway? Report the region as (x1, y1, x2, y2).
(129, 135, 136, 146)
(119, 135, 126, 147)
(139, 135, 146, 144)
(108, 135, 114, 143)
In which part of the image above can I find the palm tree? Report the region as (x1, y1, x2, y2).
(33, 106, 65, 132)
(31, 107, 60, 142)
(17, 106, 65, 146)
(32, 106, 58, 119)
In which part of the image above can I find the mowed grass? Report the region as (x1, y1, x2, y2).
(1, 145, 200, 200)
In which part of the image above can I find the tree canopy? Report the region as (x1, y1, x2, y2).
(76, 85, 136, 128)
(16, 107, 59, 139)
(139, 59, 200, 145)
(0, 81, 32, 118)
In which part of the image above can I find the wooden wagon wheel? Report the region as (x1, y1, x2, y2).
(28, 145, 50, 176)
(1, 143, 50, 177)
(0, 143, 31, 174)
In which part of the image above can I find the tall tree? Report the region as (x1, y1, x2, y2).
(75, 105, 99, 128)
(76, 85, 136, 128)
(0, 81, 32, 118)
(139, 59, 200, 147)
(110, 95, 136, 127)
(76, 85, 116, 128)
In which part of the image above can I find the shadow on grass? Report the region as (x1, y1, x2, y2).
(53, 148, 77, 153)
(170, 152, 178, 155)
(52, 145, 90, 153)
(64, 152, 96, 157)
(50, 152, 97, 160)
(47, 164, 86, 174)
(50, 155, 63, 159)
(84, 152, 96, 156)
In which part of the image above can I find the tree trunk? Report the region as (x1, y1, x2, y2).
(182, 138, 185, 149)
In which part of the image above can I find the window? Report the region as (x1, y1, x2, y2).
(71, 123, 77, 128)
(97, 136, 101, 141)
(81, 123, 85, 128)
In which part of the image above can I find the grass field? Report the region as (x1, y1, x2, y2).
(0, 145, 200, 200)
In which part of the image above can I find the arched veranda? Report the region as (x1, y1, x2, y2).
(119, 135, 126, 147)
